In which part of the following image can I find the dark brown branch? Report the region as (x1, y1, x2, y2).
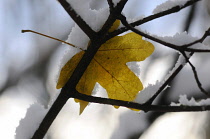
(185, 48, 210, 52)
(120, 14, 210, 99)
(99, 0, 128, 36)
(109, 0, 201, 37)
(118, 14, 181, 51)
(181, 52, 210, 96)
(107, 0, 114, 10)
(144, 52, 194, 105)
(31, 41, 103, 139)
(31, 92, 69, 139)
(145, 4, 197, 105)
(115, 0, 128, 10)
(119, 14, 210, 53)
(58, 0, 96, 39)
(141, 29, 210, 104)
(182, 27, 210, 48)
(183, 28, 210, 53)
(72, 90, 210, 112)
(31, 0, 209, 138)
(119, 14, 210, 104)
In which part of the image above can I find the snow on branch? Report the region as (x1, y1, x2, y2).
(30, 0, 210, 138)
(15, 103, 47, 139)
(109, 0, 201, 37)
(153, 0, 191, 14)
(58, 0, 97, 39)
(119, 14, 210, 53)
(171, 95, 210, 106)
(72, 90, 210, 112)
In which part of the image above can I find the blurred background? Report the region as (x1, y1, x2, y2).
(1, 0, 210, 139)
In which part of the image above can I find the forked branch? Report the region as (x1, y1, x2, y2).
(30, 0, 210, 139)
(72, 90, 210, 112)
(110, 0, 201, 37)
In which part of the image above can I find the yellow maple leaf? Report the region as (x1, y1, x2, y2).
(57, 21, 154, 114)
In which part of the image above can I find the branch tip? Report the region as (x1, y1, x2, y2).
(21, 30, 28, 33)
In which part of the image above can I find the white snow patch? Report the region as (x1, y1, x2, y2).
(66, 0, 109, 32)
(135, 50, 192, 104)
(155, 32, 209, 49)
(54, 45, 81, 89)
(171, 95, 210, 106)
(153, 0, 189, 14)
(57, 0, 113, 83)
(66, 25, 90, 50)
(15, 103, 48, 139)
(163, 53, 188, 80)
(127, 15, 145, 24)
(135, 81, 164, 104)
(91, 82, 108, 98)
(112, 0, 121, 6)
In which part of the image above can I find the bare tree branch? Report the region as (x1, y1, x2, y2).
(185, 48, 210, 52)
(182, 27, 210, 48)
(58, 0, 96, 39)
(118, 15, 181, 50)
(107, 0, 114, 10)
(118, 14, 210, 53)
(118, 11, 210, 103)
(109, 0, 201, 37)
(31, 91, 69, 139)
(99, 0, 128, 35)
(181, 51, 210, 96)
(31, 1, 210, 138)
(72, 90, 210, 112)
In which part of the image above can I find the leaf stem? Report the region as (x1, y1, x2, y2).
(21, 30, 83, 50)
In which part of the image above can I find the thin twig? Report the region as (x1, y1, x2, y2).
(185, 48, 210, 52)
(72, 90, 210, 112)
(22, 30, 83, 50)
(148, 4, 197, 105)
(144, 52, 194, 105)
(184, 28, 210, 53)
(118, 14, 181, 51)
(143, 31, 210, 104)
(181, 51, 210, 96)
(182, 27, 210, 48)
(119, 14, 210, 53)
(31, 0, 209, 138)
(109, 0, 201, 37)
(119, 13, 210, 104)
